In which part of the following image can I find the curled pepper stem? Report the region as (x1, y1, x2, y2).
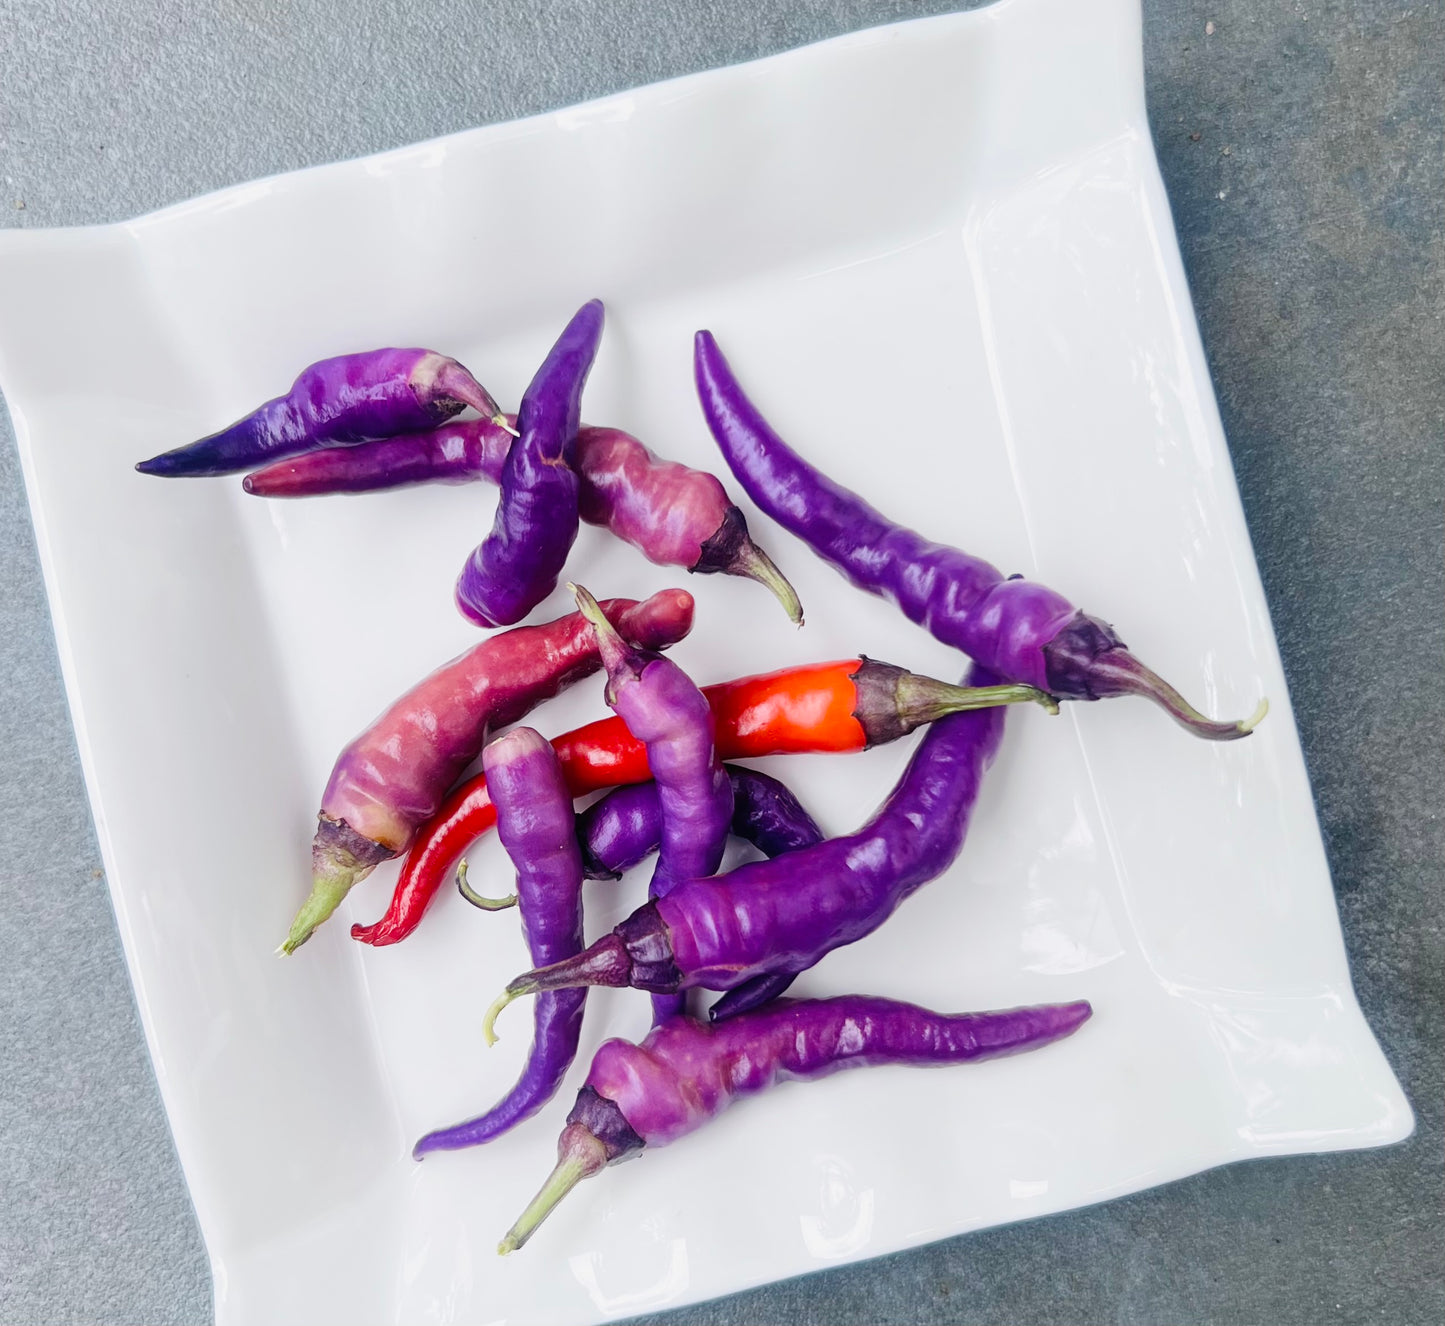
(455, 859, 518, 913)
(1092, 650, 1268, 741)
(731, 540, 804, 627)
(498, 1123, 609, 1255)
(482, 985, 523, 1046)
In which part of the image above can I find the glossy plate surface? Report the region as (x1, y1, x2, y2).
(0, 0, 1411, 1320)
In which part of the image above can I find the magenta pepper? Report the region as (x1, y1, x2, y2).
(243, 421, 802, 623)
(281, 589, 695, 953)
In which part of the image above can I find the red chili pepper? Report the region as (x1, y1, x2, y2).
(351, 660, 1053, 947)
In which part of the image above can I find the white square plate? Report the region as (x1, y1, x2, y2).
(0, 0, 1411, 1321)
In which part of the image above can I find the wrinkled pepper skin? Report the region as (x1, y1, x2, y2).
(694, 330, 1263, 741)
(574, 585, 733, 1023)
(456, 301, 603, 627)
(412, 729, 586, 1158)
(244, 422, 802, 623)
(282, 589, 695, 953)
(574, 766, 825, 1020)
(351, 658, 1051, 948)
(499, 995, 1092, 1252)
(135, 348, 506, 477)
(493, 664, 1008, 1006)
(576, 766, 824, 881)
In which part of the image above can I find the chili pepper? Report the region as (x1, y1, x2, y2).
(134, 348, 509, 478)
(280, 588, 694, 954)
(242, 416, 515, 496)
(573, 582, 733, 1023)
(455, 301, 602, 627)
(412, 728, 585, 1158)
(349, 658, 1053, 947)
(462, 767, 824, 1016)
(482, 665, 1008, 1030)
(694, 330, 1267, 741)
(569, 766, 824, 882)
(498, 994, 1093, 1253)
(244, 422, 804, 624)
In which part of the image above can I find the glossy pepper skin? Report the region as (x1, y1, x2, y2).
(134, 348, 508, 478)
(498, 995, 1093, 1253)
(412, 729, 585, 1158)
(245, 421, 803, 623)
(281, 589, 695, 953)
(574, 584, 733, 1023)
(694, 330, 1266, 741)
(486, 665, 1009, 1020)
(455, 301, 603, 627)
(350, 658, 1052, 947)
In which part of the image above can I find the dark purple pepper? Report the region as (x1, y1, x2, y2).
(573, 583, 733, 1022)
(483, 665, 1008, 1033)
(498, 995, 1092, 1252)
(244, 421, 803, 623)
(455, 301, 603, 627)
(412, 727, 585, 1158)
(574, 766, 823, 881)
(693, 330, 1266, 741)
(135, 348, 508, 478)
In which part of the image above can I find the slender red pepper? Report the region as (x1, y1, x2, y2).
(350, 660, 1054, 947)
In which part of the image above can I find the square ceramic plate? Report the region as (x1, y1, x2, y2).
(0, 0, 1412, 1321)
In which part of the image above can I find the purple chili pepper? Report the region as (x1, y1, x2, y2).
(135, 348, 509, 478)
(573, 583, 733, 1023)
(694, 330, 1267, 741)
(483, 665, 1008, 1034)
(413, 727, 585, 1158)
(571, 766, 824, 881)
(498, 994, 1093, 1253)
(455, 301, 603, 627)
(457, 765, 822, 1021)
(244, 422, 803, 624)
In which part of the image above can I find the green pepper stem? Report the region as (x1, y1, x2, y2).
(732, 540, 804, 626)
(899, 676, 1060, 724)
(455, 859, 517, 913)
(498, 1123, 609, 1255)
(279, 865, 360, 955)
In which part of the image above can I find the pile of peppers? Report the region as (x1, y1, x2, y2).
(138, 299, 1266, 1253)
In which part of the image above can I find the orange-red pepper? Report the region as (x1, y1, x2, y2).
(350, 657, 1048, 946)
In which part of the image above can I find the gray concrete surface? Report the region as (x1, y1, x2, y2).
(1, 2, 1440, 1322)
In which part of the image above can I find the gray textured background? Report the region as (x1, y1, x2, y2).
(1, 1, 1440, 1323)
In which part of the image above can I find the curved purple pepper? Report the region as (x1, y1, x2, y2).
(244, 422, 803, 623)
(694, 330, 1266, 741)
(455, 301, 603, 627)
(573, 583, 733, 1022)
(483, 665, 1009, 1031)
(135, 348, 509, 478)
(498, 994, 1093, 1253)
(413, 728, 585, 1158)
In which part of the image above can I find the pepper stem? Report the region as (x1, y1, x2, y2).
(498, 1123, 610, 1255)
(898, 675, 1060, 725)
(733, 540, 804, 626)
(455, 859, 517, 913)
(279, 865, 360, 954)
(484, 934, 632, 1043)
(1088, 650, 1268, 741)
(569, 583, 636, 697)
